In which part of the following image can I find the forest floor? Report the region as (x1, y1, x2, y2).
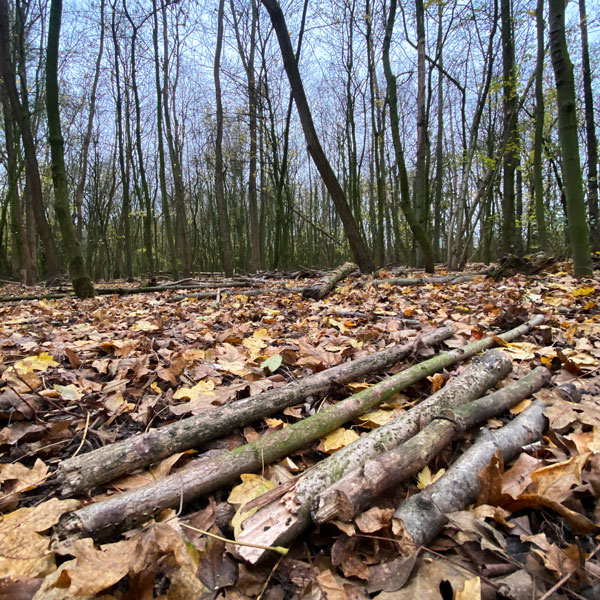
(0, 262, 599, 599)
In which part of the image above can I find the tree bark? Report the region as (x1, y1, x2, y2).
(152, 0, 178, 279)
(314, 366, 550, 524)
(214, 0, 234, 277)
(578, 0, 599, 250)
(392, 400, 548, 553)
(382, 0, 434, 272)
(501, 0, 521, 255)
(301, 261, 357, 299)
(56, 326, 454, 496)
(548, 0, 593, 277)
(260, 0, 375, 274)
(45, 0, 95, 298)
(533, 0, 551, 253)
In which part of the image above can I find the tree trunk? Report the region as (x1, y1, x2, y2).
(534, 0, 551, 253)
(261, 0, 375, 274)
(45, 0, 94, 297)
(501, 0, 520, 255)
(382, 0, 435, 273)
(414, 0, 429, 269)
(214, 0, 233, 276)
(548, 0, 593, 277)
(152, 0, 178, 279)
(578, 0, 599, 250)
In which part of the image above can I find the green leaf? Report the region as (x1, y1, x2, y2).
(261, 354, 282, 373)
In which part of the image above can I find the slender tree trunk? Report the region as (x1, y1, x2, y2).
(110, 3, 133, 281)
(433, 2, 444, 263)
(534, 0, 551, 253)
(74, 0, 105, 242)
(261, 0, 375, 274)
(214, 0, 233, 276)
(414, 0, 429, 269)
(0, 0, 60, 278)
(578, 0, 599, 250)
(161, 2, 190, 277)
(383, 0, 434, 272)
(152, 0, 178, 279)
(548, 0, 593, 276)
(501, 0, 520, 255)
(45, 0, 94, 297)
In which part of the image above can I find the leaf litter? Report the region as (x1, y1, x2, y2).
(0, 264, 598, 598)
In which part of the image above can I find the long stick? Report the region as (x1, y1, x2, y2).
(57, 327, 454, 496)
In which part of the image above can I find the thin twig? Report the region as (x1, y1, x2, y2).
(181, 522, 288, 555)
(71, 412, 91, 459)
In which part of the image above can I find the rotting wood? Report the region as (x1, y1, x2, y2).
(391, 399, 549, 553)
(313, 366, 551, 524)
(301, 261, 358, 299)
(56, 327, 454, 496)
(372, 267, 494, 287)
(234, 348, 511, 563)
(57, 316, 543, 541)
(233, 316, 545, 563)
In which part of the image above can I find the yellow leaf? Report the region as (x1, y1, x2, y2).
(150, 381, 161, 394)
(456, 576, 481, 600)
(264, 417, 284, 428)
(173, 380, 215, 402)
(417, 465, 446, 489)
(14, 352, 58, 375)
(218, 360, 251, 377)
(544, 296, 564, 307)
(321, 427, 360, 453)
(358, 409, 393, 428)
(572, 287, 595, 297)
(347, 381, 372, 390)
(510, 398, 532, 414)
(228, 473, 275, 505)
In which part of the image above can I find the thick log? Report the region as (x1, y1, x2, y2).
(301, 262, 358, 299)
(56, 327, 455, 496)
(391, 400, 548, 553)
(234, 316, 545, 563)
(235, 349, 511, 563)
(314, 366, 551, 523)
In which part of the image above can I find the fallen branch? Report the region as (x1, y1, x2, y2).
(56, 327, 454, 496)
(301, 262, 358, 299)
(234, 349, 511, 563)
(313, 366, 551, 524)
(372, 267, 493, 287)
(57, 316, 542, 541)
(171, 286, 306, 302)
(391, 400, 548, 553)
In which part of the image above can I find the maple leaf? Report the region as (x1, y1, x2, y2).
(173, 380, 216, 402)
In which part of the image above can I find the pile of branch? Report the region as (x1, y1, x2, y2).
(56, 316, 544, 543)
(372, 266, 494, 288)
